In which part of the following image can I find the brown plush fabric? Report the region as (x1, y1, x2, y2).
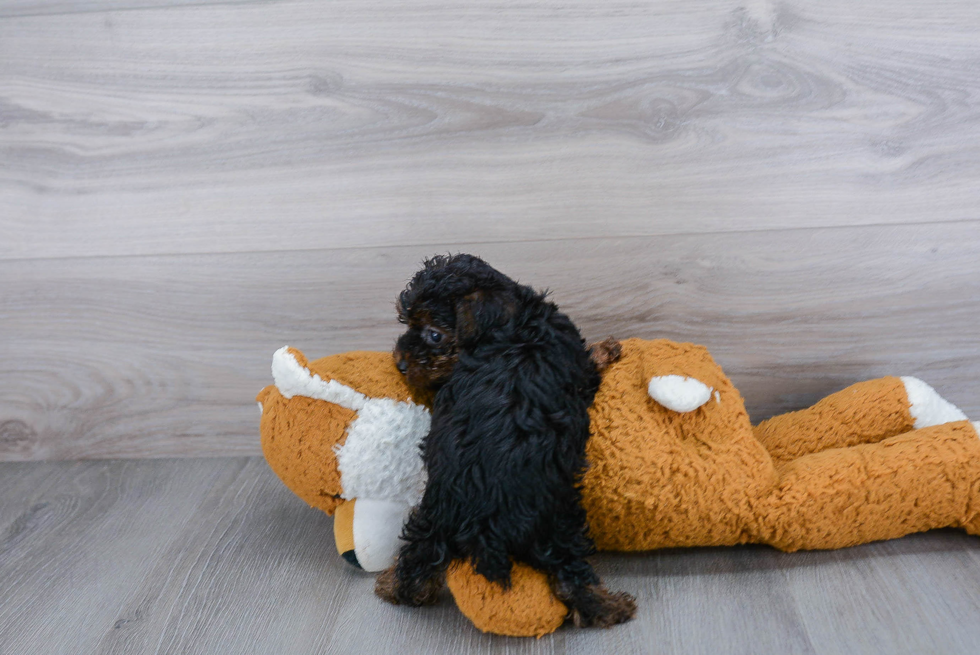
(446, 560, 567, 638)
(762, 421, 980, 550)
(753, 376, 915, 463)
(583, 339, 779, 551)
(333, 500, 356, 555)
(259, 339, 980, 637)
(258, 387, 351, 515)
(304, 349, 421, 404)
(257, 350, 429, 515)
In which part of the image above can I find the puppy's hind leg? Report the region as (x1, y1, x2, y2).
(375, 511, 449, 606)
(546, 558, 636, 628)
(374, 544, 446, 607)
(533, 533, 636, 628)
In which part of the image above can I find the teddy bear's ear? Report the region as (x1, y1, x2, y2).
(306, 350, 423, 405)
(272, 346, 368, 410)
(647, 375, 714, 412)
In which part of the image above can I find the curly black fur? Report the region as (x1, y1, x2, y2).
(380, 254, 635, 628)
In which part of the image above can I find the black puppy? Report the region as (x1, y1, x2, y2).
(375, 254, 635, 628)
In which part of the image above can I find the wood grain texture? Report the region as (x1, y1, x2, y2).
(2, 457, 980, 654)
(3, 0, 980, 259)
(1, 222, 978, 461)
(0, 0, 259, 19)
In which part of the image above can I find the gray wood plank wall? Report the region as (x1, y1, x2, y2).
(2, 0, 979, 460)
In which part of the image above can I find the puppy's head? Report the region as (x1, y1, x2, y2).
(394, 254, 518, 390)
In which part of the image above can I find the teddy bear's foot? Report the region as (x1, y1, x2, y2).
(902, 377, 968, 428)
(374, 567, 445, 607)
(559, 584, 637, 629)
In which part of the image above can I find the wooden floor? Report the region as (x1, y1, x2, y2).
(1, 457, 979, 655)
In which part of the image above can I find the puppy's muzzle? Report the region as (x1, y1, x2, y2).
(393, 347, 410, 375)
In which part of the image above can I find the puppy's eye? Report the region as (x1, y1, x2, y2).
(423, 329, 445, 346)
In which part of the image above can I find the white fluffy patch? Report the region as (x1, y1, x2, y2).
(648, 375, 714, 413)
(901, 376, 967, 428)
(334, 397, 430, 506)
(352, 498, 413, 572)
(270, 346, 429, 507)
(272, 346, 367, 411)
(973, 422, 980, 438)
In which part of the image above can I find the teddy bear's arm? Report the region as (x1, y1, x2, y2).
(647, 375, 715, 413)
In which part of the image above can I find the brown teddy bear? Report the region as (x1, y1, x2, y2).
(257, 339, 980, 637)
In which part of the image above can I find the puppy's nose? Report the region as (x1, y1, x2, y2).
(396, 358, 409, 375)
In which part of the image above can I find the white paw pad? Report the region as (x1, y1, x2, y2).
(901, 376, 968, 428)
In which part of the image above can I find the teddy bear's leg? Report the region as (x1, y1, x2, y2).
(757, 421, 980, 551)
(446, 560, 568, 637)
(753, 376, 968, 463)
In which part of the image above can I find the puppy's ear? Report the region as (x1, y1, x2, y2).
(455, 290, 515, 343)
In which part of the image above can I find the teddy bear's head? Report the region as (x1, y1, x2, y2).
(257, 347, 431, 571)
